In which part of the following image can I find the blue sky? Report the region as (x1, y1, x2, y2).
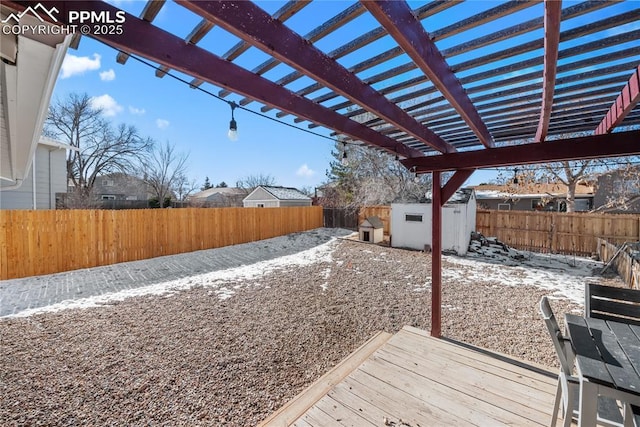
(49, 0, 638, 190)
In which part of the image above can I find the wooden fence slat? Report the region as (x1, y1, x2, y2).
(476, 209, 640, 257)
(0, 206, 322, 280)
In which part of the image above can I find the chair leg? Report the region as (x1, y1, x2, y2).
(551, 379, 561, 427)
(563, 383, 575, 427)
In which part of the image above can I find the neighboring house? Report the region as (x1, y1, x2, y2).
(473, 182, 594, 212)
(243, 186, 312, 207)
(593, 168, 640, 213)
(0, 137, 71, 209)
(92, 173, 152, 204)
(391, 188, 476, 256)
(189, 187, 247, 207)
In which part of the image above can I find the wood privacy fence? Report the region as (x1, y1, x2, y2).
(477, 209, 640, 256)
(359, 206, 391, 235)
(0, 207, 323, 280)
(597, 238, 640, 289)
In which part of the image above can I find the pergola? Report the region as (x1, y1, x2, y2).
(7, 0, 640, 337)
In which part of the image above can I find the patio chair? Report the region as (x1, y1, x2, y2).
(539, 296, 624, 427)
(585, 283, 640, 326)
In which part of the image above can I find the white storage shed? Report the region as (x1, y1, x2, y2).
(391, 189, 476, 256)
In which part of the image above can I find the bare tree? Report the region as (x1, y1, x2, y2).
(143, 141, 190, 208)
(236, 173, 277, 190)
(591, 164, 640, 212)
(174, 173, 199, 207)
(325, 141, 430, 208)
(497, 157, 640, 212)
(45, 93, 152, 207)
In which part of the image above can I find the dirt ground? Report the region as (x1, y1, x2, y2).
(0, 238, 616, 426)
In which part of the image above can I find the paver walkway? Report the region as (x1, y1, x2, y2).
(0, 228, 353, 317)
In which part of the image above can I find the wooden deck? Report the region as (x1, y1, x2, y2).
(261, 326, 563, 426)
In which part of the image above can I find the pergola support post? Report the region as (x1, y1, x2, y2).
(431, 171, 442, 338)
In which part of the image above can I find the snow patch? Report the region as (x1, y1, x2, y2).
(8, 236, 340, 318)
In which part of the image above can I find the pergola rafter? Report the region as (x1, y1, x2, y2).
(361, 0, 494, 148)
(534, 0, 562, 142)
(595, 65, 640, 134)
(115, 0, 166, 64)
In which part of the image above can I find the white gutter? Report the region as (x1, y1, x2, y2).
(32, 150, 37, 209)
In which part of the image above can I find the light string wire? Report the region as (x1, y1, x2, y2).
(123, 51, 358, 146)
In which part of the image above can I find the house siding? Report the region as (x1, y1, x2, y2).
(0, 144, 66, 209)
(243, 187, 276, 202)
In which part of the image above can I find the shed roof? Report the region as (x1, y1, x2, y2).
(424, 188, 475, 204)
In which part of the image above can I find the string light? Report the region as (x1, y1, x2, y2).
(341, 143, 349, 166)
(228, 102, 238, 141)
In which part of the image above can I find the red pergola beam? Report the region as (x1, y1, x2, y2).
(7, 0, 425, 160)
(401, 130, 640, 172)
(595, 65, 640, 134)
(441, 169, 475, 203)
(361, 0, 494, 149)
(535, 0, 562, 142)
(178, 0, 456, 154)
(116, 0, 166, 64)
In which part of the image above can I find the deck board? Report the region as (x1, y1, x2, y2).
(262, 326, 564, 426)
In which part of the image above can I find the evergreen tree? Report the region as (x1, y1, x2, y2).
(217, 181, 228, 188)
(201, 176, 213, 191)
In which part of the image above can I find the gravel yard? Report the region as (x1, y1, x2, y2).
(0, 233, 624, 426)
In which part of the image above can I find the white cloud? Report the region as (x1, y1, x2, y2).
(60, 53, 101, 79)
(90, 94, 123, 117)
(156, 119, 170, 129)
(99, 69, 116, 81)
(129, 106, 146, 115)
(296, 164, 316, 178)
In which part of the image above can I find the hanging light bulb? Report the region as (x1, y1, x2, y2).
(341, 143, 349, 166)
(412, 166, 419, 182)
(513, 168, 519, 184)
(228, 102, 238, 141)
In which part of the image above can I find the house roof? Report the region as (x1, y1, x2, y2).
(361, 216, 384, 230)
(259, 186, 311, 201)
(473, 183, 594, 200)
(190, 187, 246, 199)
